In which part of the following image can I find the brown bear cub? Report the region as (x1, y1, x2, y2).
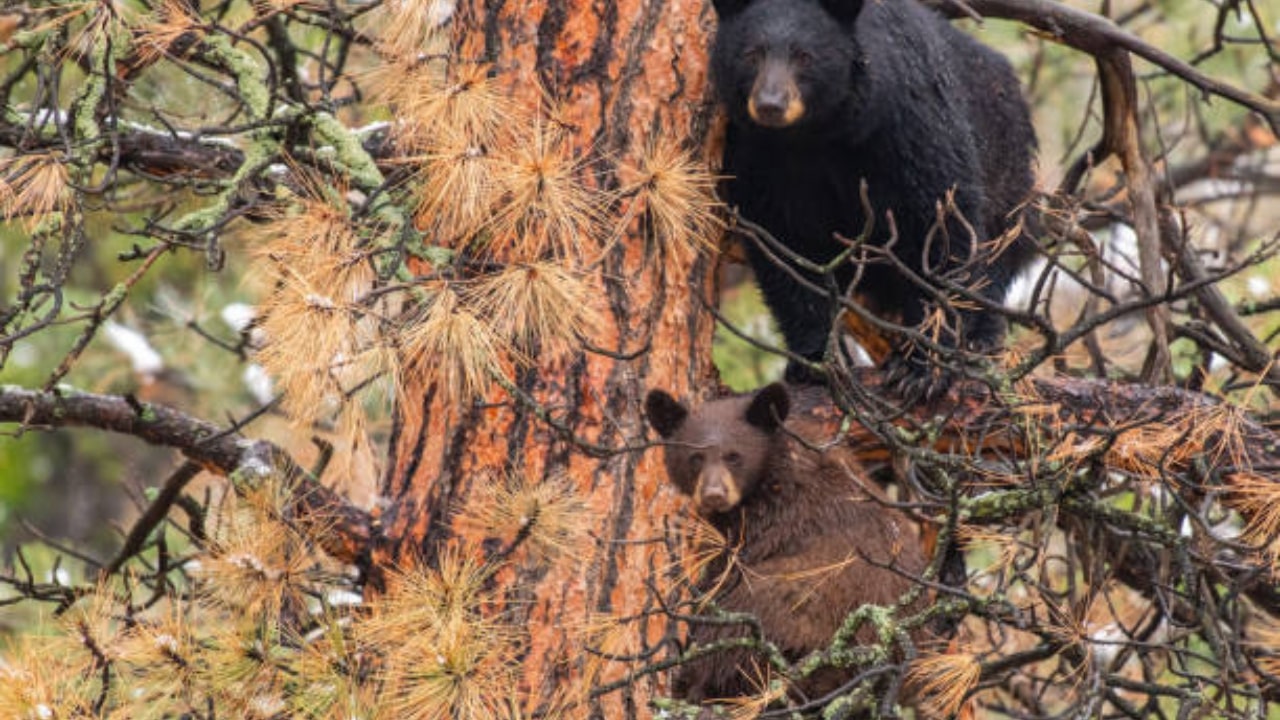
(645, 383, 928, 706)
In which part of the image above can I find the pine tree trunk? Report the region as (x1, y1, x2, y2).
(372, 2, 719, 715)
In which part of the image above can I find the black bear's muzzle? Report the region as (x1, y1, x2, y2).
(748, 59, 804, 128)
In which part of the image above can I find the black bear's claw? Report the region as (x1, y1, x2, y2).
(882, 352, 954, 404)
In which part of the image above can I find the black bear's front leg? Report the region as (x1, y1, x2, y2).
(745, 244, 836, 386)
(881, 205, 1004, 402)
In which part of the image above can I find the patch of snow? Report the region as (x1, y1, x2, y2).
(1247, 276, 1271, 298)
(242, 363, 275, 405)
(427, 0, 456, 27)
(326, 590, 364, 607)
(104, 321, 165, 377)
(238, 456, 275, 479)
(220, 303, 257, 333)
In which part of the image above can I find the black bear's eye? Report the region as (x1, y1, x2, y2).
(688, 454, 704, 472)
(791, 48, 813, 68)
(723, 451, 743, 465)
(743, 47, 764, 66)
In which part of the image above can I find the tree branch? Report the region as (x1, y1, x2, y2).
(929, 0, 1280, 135)
(0, 385, 376, 568)
(815, 371, 1280, 618)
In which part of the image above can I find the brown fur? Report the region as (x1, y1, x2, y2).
(645, 383, 928, 705)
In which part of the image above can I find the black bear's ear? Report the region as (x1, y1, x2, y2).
(712, 0, 752, 19)
(745, 382, 790, 431)
(645, 390, 689, 438)
(819, 0, 865, 26)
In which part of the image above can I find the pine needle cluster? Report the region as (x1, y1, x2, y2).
(457, 471, 590, 561)
(245, 167, 396, 437)
(466, 263, 599, 364)
(620, 137, 723, 261)
(399, 285, 511, 402)
(133, 0, 202, 65)
(359, 548, 520, 719)
(361, 0, 456, 64)
(907, 649, 981, 718)
(1225, 471, 1280, 572)
(0, 151, 71, 227)
(0, 463, 601, 719)
(0, 636, 98, 719)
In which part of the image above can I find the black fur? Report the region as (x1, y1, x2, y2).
(711, 0, 1037, 388)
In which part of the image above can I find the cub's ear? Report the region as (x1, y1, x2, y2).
(645, 390, 689, 439)
(745, 382, 790, 431)
(712, 0, 752, 19)
(819, 0, 865, 26)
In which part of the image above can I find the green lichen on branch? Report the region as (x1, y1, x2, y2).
(308, 113, 386, 192)
(68, 35, 114, 165)
(960, 486, 1057, 523)
(305, 113, 453, 275)
(172, 130, 278, 235)
(201, 34, 271, 121)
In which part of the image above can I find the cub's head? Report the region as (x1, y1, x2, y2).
(710, 0, 864, 130)
(644, 383, 791, 516)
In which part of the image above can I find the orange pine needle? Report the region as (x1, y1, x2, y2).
(622, 136, 722, 258)
(363, 0, 453, 62)
(907, 650, 981, 719)
(412, 137, 502, 243)
(399, 286, 512, 404)
(465, 262, 600, 363)
(0, 151, 70, 227)
(456, 471, 589, 561)
(373, 62, 515, 153)
(133, 0, 202, 65)
(483, 120, 608, 262)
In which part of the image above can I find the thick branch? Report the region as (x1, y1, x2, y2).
(832, 371, 1279, 477)
(0, 117, 394, 181)
(1093, 51, 1171, 382)
(815, 371, 1280, 617)
(0, 120, 244, 179)
(0, 385, 375, 567)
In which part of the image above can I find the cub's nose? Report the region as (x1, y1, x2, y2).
(697, 476, 734, 514)
(698, 486, 732, 514)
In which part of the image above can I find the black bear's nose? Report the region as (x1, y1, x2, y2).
(748, 65, 804, 128)
(753, 90, 788, 123)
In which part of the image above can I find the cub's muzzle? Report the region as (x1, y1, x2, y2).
(695, 465, 740, 515)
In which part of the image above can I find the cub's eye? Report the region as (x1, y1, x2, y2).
(723, 451, 743, 465)
(791, 48, 813, 68)
(688, 454, 704, 472)
(743, 47, 764, 66)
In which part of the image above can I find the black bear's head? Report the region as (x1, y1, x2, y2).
(710, 0, 865, 130)
(645, 383, 791, 516)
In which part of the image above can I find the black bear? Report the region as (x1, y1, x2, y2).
(645, 383, 929, 705)
(711, 0, 1038, 393)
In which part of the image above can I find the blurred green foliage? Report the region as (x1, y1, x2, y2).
(712, 281, 786, 391)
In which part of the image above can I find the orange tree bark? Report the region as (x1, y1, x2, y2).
(370, 1, 719, 715)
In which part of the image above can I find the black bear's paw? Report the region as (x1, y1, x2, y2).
(882, 351, 954, 404)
